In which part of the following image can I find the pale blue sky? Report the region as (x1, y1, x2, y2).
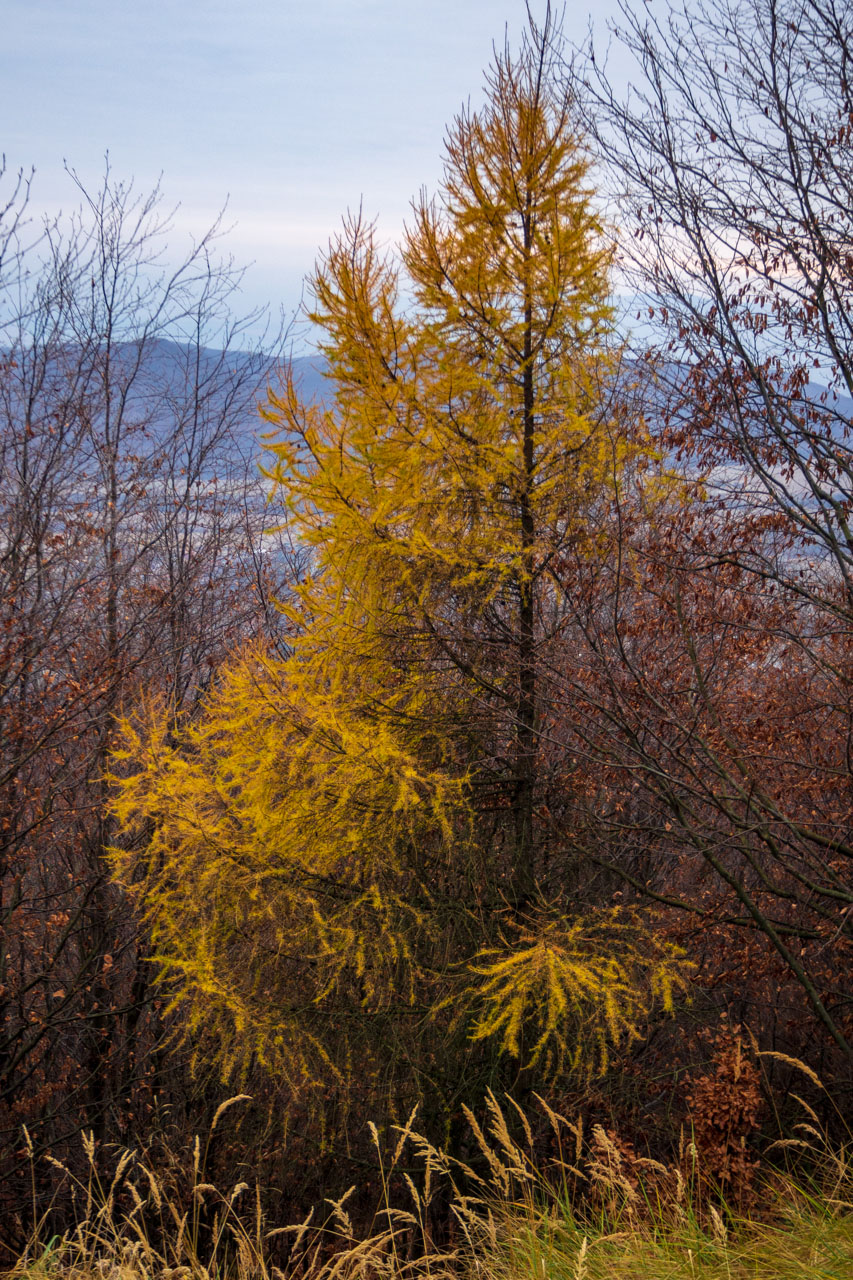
(2, 0, 628, 331)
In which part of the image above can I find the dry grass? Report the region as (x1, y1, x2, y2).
(7, 1086, 853, 1280)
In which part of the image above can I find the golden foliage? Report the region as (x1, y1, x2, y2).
(458, 909, 691, 1077)
(108, 11, 686, 1110)
(109, 647, 460, 1087)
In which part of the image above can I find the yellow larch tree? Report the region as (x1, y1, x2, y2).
(109, 9, 687, 1121)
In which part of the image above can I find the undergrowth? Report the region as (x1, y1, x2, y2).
(5, 1055, 852, 1280)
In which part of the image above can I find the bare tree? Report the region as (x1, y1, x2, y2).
(0, 164, 295, 1234)
(583, 0, 853, 598)
(557, 0, 853, 1064)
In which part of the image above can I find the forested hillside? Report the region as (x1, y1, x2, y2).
(2, 0, 852, 1273)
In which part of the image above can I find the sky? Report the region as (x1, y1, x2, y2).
(2, 0, 630, 340)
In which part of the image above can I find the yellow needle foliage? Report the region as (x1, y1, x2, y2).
(459, 910, 690, 1080)
(109, 12, 686, 1113)
(110, 645, 462, 1090)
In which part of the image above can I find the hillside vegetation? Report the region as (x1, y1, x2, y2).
(1, 0, 852, 1269)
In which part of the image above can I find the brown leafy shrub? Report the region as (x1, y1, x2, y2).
(686, 1028, 762, 1206)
